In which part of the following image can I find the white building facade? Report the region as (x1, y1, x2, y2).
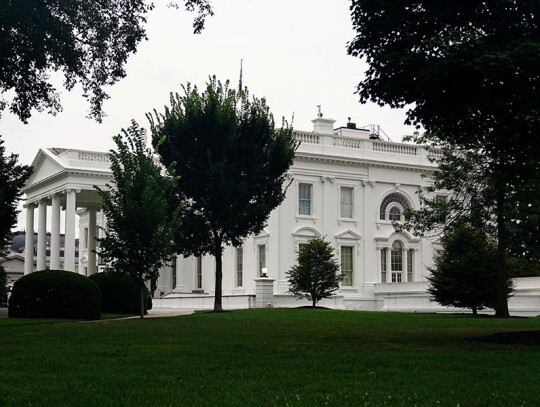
(22, 116, 540, 314)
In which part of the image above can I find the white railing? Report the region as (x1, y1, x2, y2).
(372, 141, 418, 156)
(427, 148, 443, 161)
(332, 136, 363, 149)
(294, 131, 320, 145)
(77, 151, 110, 163)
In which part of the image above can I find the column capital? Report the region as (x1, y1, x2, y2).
(23, 202, 37, 209)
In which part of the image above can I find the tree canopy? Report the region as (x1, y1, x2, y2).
(149, 77, 297, 312)
(0, 136, 32, 258)
(287, 238, 341, 308)
(0, 0, 213, 123)
(349, 0, 540, 317)
(96, 122, 180, 318)
(427, 224, 513, 316)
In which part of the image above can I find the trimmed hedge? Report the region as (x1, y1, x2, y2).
(8, 270, 101, 320)
(89, 271, 152, 315)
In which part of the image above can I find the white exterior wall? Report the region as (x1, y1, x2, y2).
(153, 120, 440, 310)
(24, 121, 540, 315)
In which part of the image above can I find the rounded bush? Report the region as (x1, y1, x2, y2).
(8, 270, 101, 320)
(89, 271, 152, 315)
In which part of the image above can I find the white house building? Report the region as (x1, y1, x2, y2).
(21, 115, 540, 314)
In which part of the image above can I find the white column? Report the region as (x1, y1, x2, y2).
(24, 204, 35, 275)
(176, 255, 186, 292)
(87, 208, 97, 275)
(64, 189, 77, 272)
(50, 194, 61, 270)
(37, 199, 48, 271)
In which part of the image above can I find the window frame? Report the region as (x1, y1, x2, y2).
(339, 186, 354, 219)
(171, 255, 177, 289)
(257, 244, 267, 277)
(195, 256, 203, 290)
(297, 182, 314, 217)
(379, 192, 411, 222)
(236, 246, 243, 287)
(340, 245, 354, 287)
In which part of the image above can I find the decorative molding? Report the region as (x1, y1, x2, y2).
(78, 151, 110, 163)
(320, 176, 335, 184)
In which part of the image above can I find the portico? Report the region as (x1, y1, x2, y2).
(23, 148, 112, 275)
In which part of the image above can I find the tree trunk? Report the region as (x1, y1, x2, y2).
(213, 239, 224, 312)
(312, 298, 316, 308)
(472, 306, 477, 316)
(139, 281, 145, 319)
(495, 189, 510, 317)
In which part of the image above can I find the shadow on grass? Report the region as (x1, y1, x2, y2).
(468, 330, 540, 345)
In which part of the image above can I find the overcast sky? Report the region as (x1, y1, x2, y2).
(1, 0, 415, 168)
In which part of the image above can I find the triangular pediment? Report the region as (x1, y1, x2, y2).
(335, 229, 362, 241)
(25, 149, 66, 188)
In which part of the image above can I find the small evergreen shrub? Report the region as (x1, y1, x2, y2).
(89, 271, 152, 314)
(8, 270, 101, 320)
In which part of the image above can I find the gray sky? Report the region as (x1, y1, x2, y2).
(3, 0, 415, 229)
(1, 0, 415, 164)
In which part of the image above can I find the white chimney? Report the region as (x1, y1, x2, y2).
(312, 117, 336, 134)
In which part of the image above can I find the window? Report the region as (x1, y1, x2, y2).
(257, 244, 266, 276)
(298, 183, 312, 215)
(236, 247, 243, 287)
(391, 241, 403, 282)
(196, 256, 202, 289)
(388, 206, 402, 222)
(381, 248, 388, 283)
(407, 249, 414, 282)
(171, 256, 177, 289)
(435, 194, 448, 204)
(340, 187, 353, 218)
(340, 246, 353, 286)
(379, 193, 410, 221)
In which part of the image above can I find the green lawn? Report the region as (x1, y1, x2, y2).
(1, 309, 539, 406)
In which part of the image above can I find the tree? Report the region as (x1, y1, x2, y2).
(0, 265, 7, 306)
(0, 0, 213, 123)
(286, 237, 341, 308)
(427, 224, 513, 316)
(149, 77, 297, 312)
(95, 122, 180, 318)
(348, 0, 540, 317)
(0, 136, 32, 258)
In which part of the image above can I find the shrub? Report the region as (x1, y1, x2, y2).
(8, 270, 101, 320)
(89, 271, 152, 315)
(428, 224, 514, 315)
(286, 237, 341, 307)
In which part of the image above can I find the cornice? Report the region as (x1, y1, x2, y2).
(23, 168, 112, 194)
(294, 152, 436, 173)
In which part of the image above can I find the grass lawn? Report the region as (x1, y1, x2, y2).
(1, 309, 539, 406)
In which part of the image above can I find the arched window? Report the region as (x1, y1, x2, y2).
(379, 193, 410, 221)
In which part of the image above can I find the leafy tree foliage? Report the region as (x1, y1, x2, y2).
(428, 224, 513, 316)
(0, 265, 7, 306)
(0, 136, 32, 257)
(286, 238, 341, 308)
(0, 0, 213, 122)
(349, 0, 540, 317)
(149, 77, 297, 312)
(96, 122, 180, 318)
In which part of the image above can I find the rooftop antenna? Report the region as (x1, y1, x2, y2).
(317, 105, 323, 117)
(238, 59, 243, 93)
